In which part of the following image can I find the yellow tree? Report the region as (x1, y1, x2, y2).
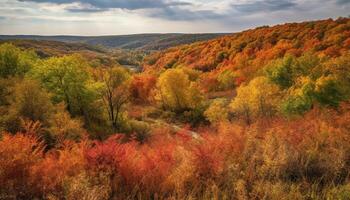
(204, 99, 229, 124)
(156, 68, 202, 112)
(230, 77, 281, 124)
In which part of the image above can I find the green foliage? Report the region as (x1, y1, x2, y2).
(314, 75, 346, 107)
(30, 54, 106, 134)
(0, 43, 38, 78)
(281, 77, 315, 116)
(265, 55, 295, 89)
(32, 55, 93, 111)
(182, 104, 207, 126)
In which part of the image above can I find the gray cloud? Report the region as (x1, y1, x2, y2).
(148, 7, 224, 21)
(336, 0, 350, 5)
(232, 0, 297, 13)
(18, 0, 220, 21)
(19, 0, 192, 10)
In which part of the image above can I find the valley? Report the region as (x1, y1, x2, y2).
(0, 17, 350, 199)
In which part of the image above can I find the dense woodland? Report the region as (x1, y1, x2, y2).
(1, 18, 350, 199)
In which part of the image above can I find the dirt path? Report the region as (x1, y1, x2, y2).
(144, 117, 201, 139)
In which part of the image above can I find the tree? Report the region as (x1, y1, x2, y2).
(5, 79, 54, 132)
(204, 99, 229, 124)
(47, 104, 85, 146)
(217, 69, 236, 91)
(95, 66, 131, 132)
(31, 54, 101, 114)
(156, 68, 202, 112)
(0, 43, 37, 78)
(230, 77, 281, 124)
(281, 77, 315, 116)
(30, 54, 106, 134)
(315, 75, 346, 107)
(129, 74, 156, 104)
(265, 55, 295, 89)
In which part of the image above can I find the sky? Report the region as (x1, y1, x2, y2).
(0, 0, 349, 35)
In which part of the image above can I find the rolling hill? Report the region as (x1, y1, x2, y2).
(0, 33, 226, 50)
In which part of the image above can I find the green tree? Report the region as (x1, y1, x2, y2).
(31, 54, 105, 133)
(281, 77, 315, 116)
(315, 75, 346, 107)
(265, 55, 295, 89)
(0, 43, 38, 78)
(31, 54, 99, 116)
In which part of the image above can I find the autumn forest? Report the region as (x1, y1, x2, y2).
(1, 17, 350, 199)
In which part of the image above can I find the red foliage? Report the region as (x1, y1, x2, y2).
(85, 135, 134, 172)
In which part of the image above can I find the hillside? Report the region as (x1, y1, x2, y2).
(144, 18, 350, 91)
(0, 33, 226, 50)
(0, 39, 149, 69)
(0, 39, 107, 57)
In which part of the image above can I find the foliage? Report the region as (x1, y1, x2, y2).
(156, 68, 203, 112)
(217, 69, 236, 90)
(0, 43, 38, 78)
(47, 105, 86, 146)
(129, 73, 157, 103)
(4, 79, 53, 133)
(31, 54, 105, 134)
(204, 99, 229, 124)
(0, 18, 350, 199)
(230, 76, 281, 124)
(265, 55, 295, 89)
(94, 66, 131, 132)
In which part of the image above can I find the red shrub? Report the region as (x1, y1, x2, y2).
(0, 133, 44, 198)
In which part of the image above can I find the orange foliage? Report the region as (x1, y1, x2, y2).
(129, 74, 157, 104)
(0, 133, 44, 199)
(144, 18, 350, 91)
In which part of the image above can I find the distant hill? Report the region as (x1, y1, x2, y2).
(0, 39, 107, 58)
(0, 33, 226, 50)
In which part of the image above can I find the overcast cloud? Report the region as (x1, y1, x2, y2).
(0, 0, 349, 35)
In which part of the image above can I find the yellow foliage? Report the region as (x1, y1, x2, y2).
(156, 68, 202, 112)
(230, 77, 281, 123)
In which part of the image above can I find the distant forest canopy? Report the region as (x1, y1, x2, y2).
(0, 17, 350, 199)
(0, 33, 226, 51)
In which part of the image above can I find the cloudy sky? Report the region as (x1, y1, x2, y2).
(0, 0, 349, 35)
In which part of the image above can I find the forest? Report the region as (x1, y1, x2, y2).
(1, 17, 350, 200)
